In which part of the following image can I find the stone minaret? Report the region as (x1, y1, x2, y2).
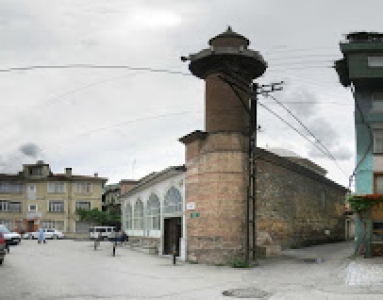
(180, 27, 267, 264)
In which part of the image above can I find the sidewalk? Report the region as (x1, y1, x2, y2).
(238, 241, 383, 299)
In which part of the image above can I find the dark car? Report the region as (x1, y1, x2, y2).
(0, 232, 6, 265)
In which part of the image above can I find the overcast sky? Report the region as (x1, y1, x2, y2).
(0, 0, 381, 188)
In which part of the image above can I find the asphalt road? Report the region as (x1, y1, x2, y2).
(1, 239, 383, 299)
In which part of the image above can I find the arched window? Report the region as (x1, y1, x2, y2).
(146, 193, 160, 230)
(164, 187, 182, 214)
(134, 199, 144, 230)
(125, 202, 132, 230)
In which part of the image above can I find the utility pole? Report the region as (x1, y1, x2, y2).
(219, 73, 283, 264)
(246, 82, 258, 263)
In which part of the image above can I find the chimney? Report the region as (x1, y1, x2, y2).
(65, 168, 72, 177)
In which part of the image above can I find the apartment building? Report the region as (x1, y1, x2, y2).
(0, 161, 107, 237)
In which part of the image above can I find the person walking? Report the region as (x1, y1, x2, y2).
(94, 231, 101, 250)
(120, 230, 127, 246)
(38, 228, 46, 244)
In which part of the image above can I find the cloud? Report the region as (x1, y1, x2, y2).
(306, 117, 352, 161)
(282, 90, 318, 119)
(19, 142, 40, 158)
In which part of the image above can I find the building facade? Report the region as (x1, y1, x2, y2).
(336, 32, 383, 256)
(120, 151, 346, 264)
(0, 161, 107, 237)
(102, 184, 121, 214)
(120, 166, 186, 259)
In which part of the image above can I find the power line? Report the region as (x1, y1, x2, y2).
(40, 110, 202, 152)
(270, 60, 334, 67)
(0, 72, 143, 130)
(0, 64, 192, 76)
(218, 70, 350, 182)
(261, 101, 352, 106)
(269, 65, 332, 71)
(265, 94, 348, 178)
(257, 101, 342, 167)
(268, 54, 340, 61)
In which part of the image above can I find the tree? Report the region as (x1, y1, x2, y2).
(347, 194, 383, 257)
(76, 208, 120, 227)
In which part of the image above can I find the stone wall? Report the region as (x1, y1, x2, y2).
(128, 236, 160, 255)
(256, 148, 347, 249)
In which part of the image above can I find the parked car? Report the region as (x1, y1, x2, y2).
(0, 232, 6, 265)
(89, 226, 116, 240)
(0, 225, 21, 246)
(31, 229, 65, 239)
(23, 232, 33, 239)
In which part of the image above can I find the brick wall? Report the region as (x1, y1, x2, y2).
(182, 131, 248, 264)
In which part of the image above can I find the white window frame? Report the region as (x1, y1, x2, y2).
(9, 202, 22, 213)
(76, 182, 92, 194)
(48, 182, 66, 194)
(48, 201, 65, 213)
(163, 187, 183, 215)
(0, 200, 9, 212)
(146, 194, 160, 230)
(28, 204, 38, 212)
(0, 181, 24, 194)
(75, 201, 91, 211)
(134, 199, 144, 230)
(125, 202, 133, 230)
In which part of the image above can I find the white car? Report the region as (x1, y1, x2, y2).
(31, 229, 65, 240)
(0, 225, 21, 245)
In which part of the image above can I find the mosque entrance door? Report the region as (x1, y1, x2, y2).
(163, 217, 181, 256)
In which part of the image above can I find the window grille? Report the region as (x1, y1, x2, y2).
(146, 194, 160, 230)
(125, 203, 133, 230)
(164, 187, 182, 214)
(134, 199, 144, 230)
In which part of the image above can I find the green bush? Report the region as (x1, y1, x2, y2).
(229, 257, 250, 268)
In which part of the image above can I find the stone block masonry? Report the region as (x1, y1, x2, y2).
(256, 148, 347, 249)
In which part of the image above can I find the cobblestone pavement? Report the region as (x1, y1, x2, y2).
(346, 258, 383, 286)
(1, 239, 383, 299)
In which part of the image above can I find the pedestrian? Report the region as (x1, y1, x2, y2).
(38, 228, 46, 244)
(120, 230, 127, 246)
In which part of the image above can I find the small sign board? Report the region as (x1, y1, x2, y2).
(190, 212, 200, 219)
(186, 202, 196, 210)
